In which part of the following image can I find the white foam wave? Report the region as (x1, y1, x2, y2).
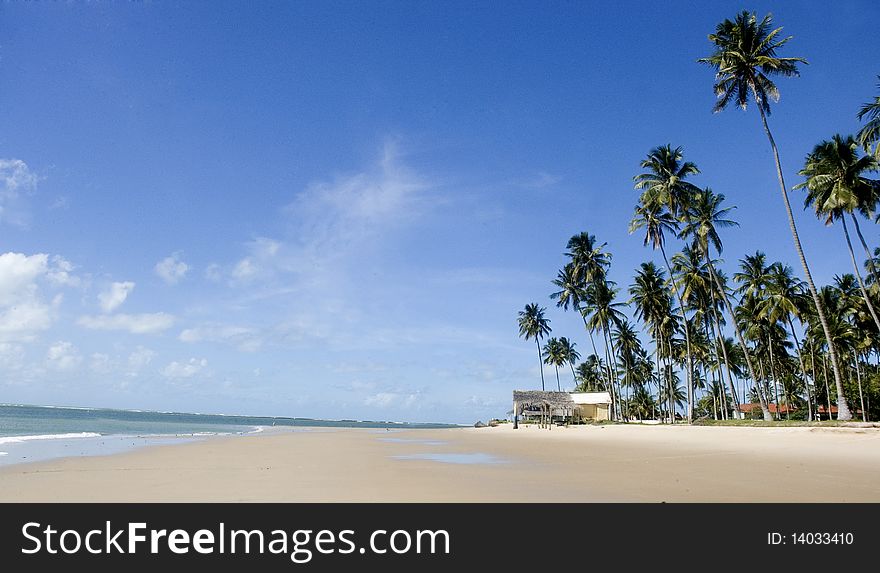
(0, 432, 101, 445)
(0, 452, 7, 456)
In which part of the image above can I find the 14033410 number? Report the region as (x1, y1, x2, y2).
(792, 532, 854, 545)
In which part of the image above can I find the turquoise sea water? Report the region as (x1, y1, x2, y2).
(0, 403, 458, 467)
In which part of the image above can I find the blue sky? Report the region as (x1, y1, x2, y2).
(0, 1, 878, 423)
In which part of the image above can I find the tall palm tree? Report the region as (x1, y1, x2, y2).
(680, 189, 768, 419)
(550, 263, 601, 368)
(542, 338, 566, 392)
(558, 233, 615, 392)
(630, 262, 674, 412)
(558, 336, 581, 389)
(761, 262, 814, 419)
(586, 279, 626, 418)
(796, 134, 880, 334)
(858, 76, 880, 160)
(699, 11, 852, 419)
(518, 303, 552, 391)
(630, 191, 696, 422)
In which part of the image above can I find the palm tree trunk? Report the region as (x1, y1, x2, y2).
(569, 361, 578, 391)
(706, 257, 770, 420)
(654, 343, 661, 421)
(822, 355, 833, 421)
(660, 244, 693, 423)
(605, 324, 625, 421)
(787, 317, 813, 421)
(842, 216, 880, 333)
(535, 337, 545, 391)
(855, 355, 866, 423)
(851, 214, 880, 288)
(555, 365, 561, 392)
(666, 337, 675, 424)
(710, 295, 740, 416)
(757, 106, 852, 420)
(766, 332, 784, 420)
(600, 323, 618, 420)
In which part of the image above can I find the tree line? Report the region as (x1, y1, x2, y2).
(517, 11, 880, 423)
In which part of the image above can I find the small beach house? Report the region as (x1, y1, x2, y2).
(512, 390, 612, 427)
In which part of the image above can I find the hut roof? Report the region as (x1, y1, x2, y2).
(513, 391, 575, 409)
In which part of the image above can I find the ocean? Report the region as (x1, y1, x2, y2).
(0, 403, 457, 467)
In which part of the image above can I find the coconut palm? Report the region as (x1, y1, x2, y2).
(630, 190, 696, 422)
(761, 262, 814, 419)
(699, 11, 851, 419)
(585, 279, 626, 418)
(680, 188, 771, 418)
(796, 134, 880, 334)
(575, 355, 606, 392)
(558, 336, 581, 389)
(629, 262, 675, 417)
(858, 76, 880, 160)
(542, 338, 566, 392)
(518, 303, 552, 391)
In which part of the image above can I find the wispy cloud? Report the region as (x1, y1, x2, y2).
(162, 358, 208, 379)
(0, 159, 40, 227)
(155, 252, 189, 285)
(513, 170, 561, 189)
(179, 323, 261, 352)
(77, 312, 175, 334)
(46, 341, 82, 371)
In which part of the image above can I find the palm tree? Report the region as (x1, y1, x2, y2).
(557, 233, 615, 393)
(629, 262, 674, 414)
(699, 11, 852, 419)
(586, 279, 626, 419)
(630, 185, 696, 422)
(575, 355, 606, 392)
(558, 336, 581, 389)
(542, 338, 566, 392)
(796, 134, 880, 334)
(761, 262, 814, 419)
(518, 303, 552, 391)
(858, 76, 880, 160)
(680, 189, 768, 419)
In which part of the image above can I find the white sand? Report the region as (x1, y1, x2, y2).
(1, 424, 878, 502)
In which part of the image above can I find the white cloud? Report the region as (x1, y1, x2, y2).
(46, 256, 80, 287)
(77, 312, 175, 334)
(0, 159, 39, 226)
(155, 252, 189, 285)
(364, 391, 419, 409)
(284, 141, 427, 262)
(98, 281, 135, 313)
(0, 252, 66, 342)
(46, 341, 81, 371)
(0, 159, 39, 195)
(162, 357, 207, 379)
(0, 252, 48, 305)
(126, 346, 155, 375)
(178, 324, 261, 352)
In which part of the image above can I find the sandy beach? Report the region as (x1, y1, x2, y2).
(1, 424, 879, 502)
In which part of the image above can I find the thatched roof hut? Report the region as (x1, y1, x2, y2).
(512, 390, 574, 411)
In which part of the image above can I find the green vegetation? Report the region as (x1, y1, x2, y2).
(517, 11, 880, 425)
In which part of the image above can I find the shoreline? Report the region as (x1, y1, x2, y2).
(1, 424, 878, 502)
